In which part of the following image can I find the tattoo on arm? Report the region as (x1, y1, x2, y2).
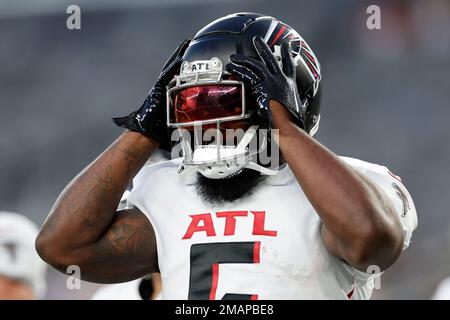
(80, 208, 158, 283)
(37, 132, 159, 282)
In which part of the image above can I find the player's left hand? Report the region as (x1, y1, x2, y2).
(226, 36, 305, 130)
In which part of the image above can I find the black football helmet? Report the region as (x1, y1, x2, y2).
(168, 12, 321, 133)
(167, 13, 322, 179)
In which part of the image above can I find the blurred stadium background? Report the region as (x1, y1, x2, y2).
(0, 0, 449, 299)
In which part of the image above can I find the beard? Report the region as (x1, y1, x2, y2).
(195, 169, 267, 207)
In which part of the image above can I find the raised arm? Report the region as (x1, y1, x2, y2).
(270, 104, 403, 271)
(36, 132, 159, 283)
(36, 39, 190, 283)
(227, 36, 403, 272)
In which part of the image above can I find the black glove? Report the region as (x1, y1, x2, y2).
(225, 36, 305, 130)
(113, 39, 190, 150)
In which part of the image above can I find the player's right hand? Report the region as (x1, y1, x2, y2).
(226, 36, 305, 131)
(113, 39, 190, 150)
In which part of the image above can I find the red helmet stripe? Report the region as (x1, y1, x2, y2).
(270, 25, 287, 47)
(302, 49, 316, 64)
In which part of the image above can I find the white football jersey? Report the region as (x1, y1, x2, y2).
(127, 156, 417, 300)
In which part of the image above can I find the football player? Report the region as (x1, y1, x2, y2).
(36, 13, 417, 299)
(0, 211, 47, 300)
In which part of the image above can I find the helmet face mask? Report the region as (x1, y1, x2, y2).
(167, 58, 251, 128)
(167, 12, 322, 179)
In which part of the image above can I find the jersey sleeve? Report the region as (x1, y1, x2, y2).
(119, 162, 159, 211)
(126, 166, 154, 215)
(342, 157, 418, 250)
(336, 158, 418, 299)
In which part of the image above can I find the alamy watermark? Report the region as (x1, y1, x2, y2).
(66, 5, 81, 30)
(366, 5, 381, 30)
(170, 127, 280, 172)
(367, 265, 382, 290)
(66, 265, 81, 290)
